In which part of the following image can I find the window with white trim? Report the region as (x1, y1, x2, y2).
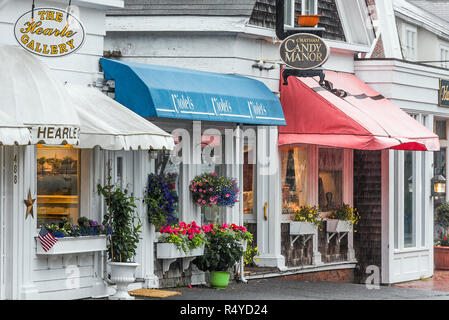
(284, 0, 295, 27)
(440, 45, 449, 69)
(402, 25, 417, 61)
(302, 0, 318, 15)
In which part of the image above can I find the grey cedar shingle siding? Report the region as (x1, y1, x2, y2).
(249, 0, 345, 41)
(109, 0, 346, 41)
(108, 0, 258, 16)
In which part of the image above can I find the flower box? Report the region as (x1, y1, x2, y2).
(35, 235, 107, 255)
(289, 221, 317, 235)
(326, 219, 353, 233)
(156, 242, 204, 259)
(296, 15, 321, 27)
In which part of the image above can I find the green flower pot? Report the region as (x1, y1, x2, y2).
(210, 271, 230, 289)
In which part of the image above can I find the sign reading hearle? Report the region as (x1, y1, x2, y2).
(280, 33, 329, 70)
(14, 7, 85, 57)
(439, 79, 449, 108)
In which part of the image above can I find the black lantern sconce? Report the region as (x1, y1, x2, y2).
(148, 148, 159, 160)
(431, 175, 446, 197)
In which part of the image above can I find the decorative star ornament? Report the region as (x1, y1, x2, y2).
(24, 190, 36, 219)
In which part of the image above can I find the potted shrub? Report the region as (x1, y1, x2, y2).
(290, 205, 323, 235)
(193, 223, 252, 289)
(326, 203, 360, 233)
(145, 173, 178, 229)
(435, 202, 449, 269)
(98, 181, 142, 300)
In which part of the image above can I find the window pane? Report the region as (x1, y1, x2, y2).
(37, 145, 80, 227)
(281, 146, 308, 214)
(284, 0, 293, 26)
(303, 0, 316, 15)
(435, 120, 447, 140)
(404, 151, 415, 248)
(318, 148, 343, 211)
(243, 145, 255, 215)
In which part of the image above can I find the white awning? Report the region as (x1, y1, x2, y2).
(0, 45, 80, 146)
(65, 84, 174, 151)
(0, 109, 31, 145)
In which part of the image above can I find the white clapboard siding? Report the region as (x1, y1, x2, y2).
(34, 275, 95, 293)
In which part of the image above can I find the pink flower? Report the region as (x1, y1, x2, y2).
(193, 189, 197, 192)
(202, 200, 206, 204)
(225, 194, 230, 198)
(199, 188, 202, 192)
(209, 188, 213, 191)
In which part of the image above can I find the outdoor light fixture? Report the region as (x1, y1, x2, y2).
(432, 175, 447, 197)
(149, 149, 159, 160)
(408, 176, 413, 193)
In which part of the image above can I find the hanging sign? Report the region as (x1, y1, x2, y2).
(279, 33, 329, 70)
(439, 79, 449, 108)
(14, 7, 85, 57)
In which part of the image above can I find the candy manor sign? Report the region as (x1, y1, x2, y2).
(280, 33, 329, 70)
(440, 79, 449, 108)
(14, 8, 85, 57)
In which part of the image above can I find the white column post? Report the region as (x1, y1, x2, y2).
(18, 146, 39, 299)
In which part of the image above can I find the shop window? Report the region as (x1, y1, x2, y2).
(435, 120, 447, 140)
(404, 151, 416, 248)
(318, 148, 343, 211)
(281, 146, 308, 214)
(243, 145, 255, 215)
(37, 145, 80, 227)
(302, 0, 317, 15)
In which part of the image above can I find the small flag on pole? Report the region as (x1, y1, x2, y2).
(38, 226, 58, 252)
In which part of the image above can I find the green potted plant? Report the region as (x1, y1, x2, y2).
(435, 202, 449, 269)
(97, 180, 142, 300)
(193, 223, 252, 289)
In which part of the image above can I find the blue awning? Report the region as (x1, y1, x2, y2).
(100, 58, 286, 126)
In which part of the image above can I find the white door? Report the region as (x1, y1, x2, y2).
(382, 115, 434, 284)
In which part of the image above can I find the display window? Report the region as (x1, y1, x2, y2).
(318, 148, 344, 211)
(281, 146, 308, 214)
(36, 145, 80, 227)
(243, 145, 255, 215)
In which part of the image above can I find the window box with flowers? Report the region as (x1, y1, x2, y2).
(326, 203, 360, 240)
(156, 221, 206, 273)
(290, 205, 322, 236)
(35, 217, 111, 255)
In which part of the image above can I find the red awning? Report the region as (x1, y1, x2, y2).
(278, 71, 439, 151)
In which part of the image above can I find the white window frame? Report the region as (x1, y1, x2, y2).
(302, 0, 318, 15)
(440, 45, 449, 69)
(284, 0, 295, 27)
(402, 24, 417, 61)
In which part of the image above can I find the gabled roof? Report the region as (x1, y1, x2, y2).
(408, 0, 449, 22)
(108, 0, 258, 16)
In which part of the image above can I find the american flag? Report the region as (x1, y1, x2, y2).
(38, 226, 58, 252)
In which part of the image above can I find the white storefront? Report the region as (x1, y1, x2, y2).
(0, 0, 175, 300)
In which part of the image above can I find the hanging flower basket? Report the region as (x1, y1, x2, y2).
(189, 173, 239, 208)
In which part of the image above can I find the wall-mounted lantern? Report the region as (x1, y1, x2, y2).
(432, 175, 446, 197)
(149, 148, 159, 160)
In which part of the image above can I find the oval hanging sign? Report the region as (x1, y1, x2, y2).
(14, 7, 85, 57)
(279, 33, 329, 70)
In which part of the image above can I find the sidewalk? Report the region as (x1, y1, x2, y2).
(393, 270, 449, 292)
(132, 277, 449, 300)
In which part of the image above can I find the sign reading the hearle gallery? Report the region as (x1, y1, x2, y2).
(279, 33, 329, 70)
(439, 79, 449, 108)
(14, 8, 85, 57)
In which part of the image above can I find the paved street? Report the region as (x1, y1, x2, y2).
(137, 277, 449, 300)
